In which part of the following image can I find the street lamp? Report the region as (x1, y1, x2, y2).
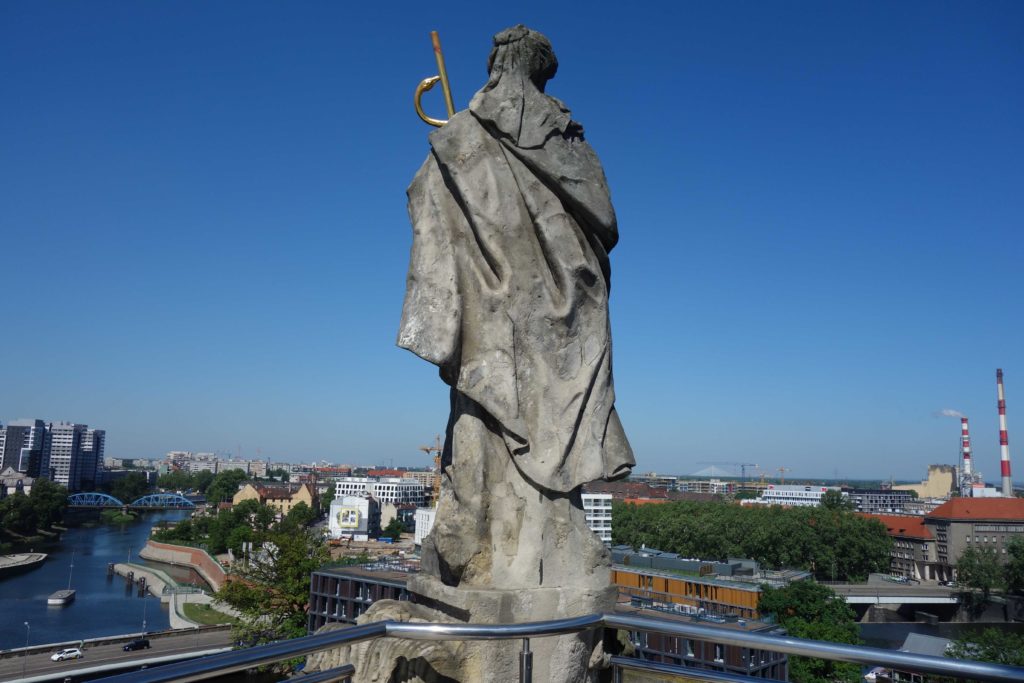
(22, 622, 30, 677)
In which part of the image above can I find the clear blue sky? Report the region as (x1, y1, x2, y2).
(2, 1, 1021, 481)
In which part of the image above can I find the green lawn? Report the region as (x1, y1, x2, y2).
(182, 602, 237, 626)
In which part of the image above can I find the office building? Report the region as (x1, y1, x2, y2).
(0, 419, 46, 475)
(845, 488, 914, 514)
(582, 492, 613, 543)
(746, 484, 842, 507)
(334, 477, 425, 507)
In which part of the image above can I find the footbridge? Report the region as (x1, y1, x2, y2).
(830, 583, 959, 605)
(67, 492, 196, 510)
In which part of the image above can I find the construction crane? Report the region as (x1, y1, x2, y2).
(777, 467, 792, 485)
(697, 461, 759, 487)
(419, 435, 443, 506)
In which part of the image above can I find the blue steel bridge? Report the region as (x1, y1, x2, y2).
(67, 492, 196, 509)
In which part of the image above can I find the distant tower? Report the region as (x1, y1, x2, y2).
(960, 417, 973, 497)
(997, 369, 1013, 497)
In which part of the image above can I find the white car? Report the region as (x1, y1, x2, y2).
(51, 648, 83, 662)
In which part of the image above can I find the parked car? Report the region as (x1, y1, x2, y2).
(51, 648, 83, 662)
(123, 639, 151, 651)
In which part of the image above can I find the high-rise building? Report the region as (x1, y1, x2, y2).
(0, 419, 47, 474)
(45, 422, 88, 489)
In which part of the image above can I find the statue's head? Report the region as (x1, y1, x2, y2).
(487, 25, 558, 92)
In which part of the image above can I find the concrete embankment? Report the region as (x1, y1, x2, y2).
(113, 562, 239, 628)
(0, 552, 47, 578)
(138, 540, 227, 591)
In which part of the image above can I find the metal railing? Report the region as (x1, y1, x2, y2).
(89, 612, 1024, 683)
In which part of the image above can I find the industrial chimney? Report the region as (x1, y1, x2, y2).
(960, 417, 973, 497)
(997, 369, 1013, 497)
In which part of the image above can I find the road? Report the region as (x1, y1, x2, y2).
(0, 629, 234, 682)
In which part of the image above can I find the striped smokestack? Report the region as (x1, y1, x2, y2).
(961, 417, 972, 478)
(997, 368, 1012, 497)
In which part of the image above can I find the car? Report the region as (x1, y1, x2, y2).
(51, 648, 83, 662)
(123, 639, 151, 652)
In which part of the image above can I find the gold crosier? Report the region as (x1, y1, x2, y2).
(414, 31, 455, 127)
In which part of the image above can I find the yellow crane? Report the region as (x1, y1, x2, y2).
(777, 467, 792, 485)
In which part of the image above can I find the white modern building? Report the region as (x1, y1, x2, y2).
(335, 477, 425, 506)
(746, 484, 843, 507)
(414, 507, 437, 546)
(328, 496, 381, 542)
(582, 492, 613, 543)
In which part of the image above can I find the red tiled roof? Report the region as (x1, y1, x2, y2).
(926, 497, 1024, 522)
(861, 513, 933, 540)
(367, 468, 407, 477)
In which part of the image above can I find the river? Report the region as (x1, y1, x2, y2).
(0, 510, 192, 650)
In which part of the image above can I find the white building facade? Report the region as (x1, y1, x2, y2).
(749, 484, 843, 507)
(414, 507, 437, 546)
(328, 496, 381, 542)
(335, 477, 425, 506)
(582, 492, 613, 543)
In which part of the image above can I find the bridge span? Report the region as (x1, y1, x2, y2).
(830, 583, 959, 605)
(67, 492, 196, 510)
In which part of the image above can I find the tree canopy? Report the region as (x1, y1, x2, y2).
(205, 470, 249, 504)
(956, 547, 1003, 599)
(216, 526, 330, 647)
(612, 500, 891, 581)
(758, 582, 862, 683)
(0, 479, 69, 537)
(106, 472, 152, 503)
(947, 627, 1024, 667)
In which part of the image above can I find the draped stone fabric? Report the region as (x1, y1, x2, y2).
(398, 25, 634, 494)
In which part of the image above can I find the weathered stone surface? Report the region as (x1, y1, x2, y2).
(309, 25, 632, 683)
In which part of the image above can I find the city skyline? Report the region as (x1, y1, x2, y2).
(2, 2, 1021, 479)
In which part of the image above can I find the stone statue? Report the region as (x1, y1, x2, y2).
(309, 26, 633, 682)
(400, 23, 634, 590)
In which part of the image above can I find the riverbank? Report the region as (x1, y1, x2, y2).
(0, 552, 47, 578)
(0, 509, 191, 646)
(113, 562, 239, 629)
(138, 540, 227, 591)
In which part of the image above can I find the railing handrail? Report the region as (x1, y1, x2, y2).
(88, 612, 1024, 683)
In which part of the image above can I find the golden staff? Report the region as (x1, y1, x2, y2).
(414, 31, 455, 127)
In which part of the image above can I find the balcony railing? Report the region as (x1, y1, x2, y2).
(90, 612, 1024, 683)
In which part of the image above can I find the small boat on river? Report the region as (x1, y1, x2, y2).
(47, 551, 76, 606)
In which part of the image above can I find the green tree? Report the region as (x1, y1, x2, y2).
(320, 486, 335, 509)
(957, 547, 1003, 599)
(281, 502, 315, 531)
(819, 490, 853, 511)
(216, 527, 330, 647)
(28, 479, 69, 529)
(382, 517, 405, 541)
(947, 628, 1024, 667)
(0, 493, 39, 535)
(194, 470, 215, 493)
(758, 582, 862, 683)
(266, 468, 290, 482)
(1004, 536, 1024, 595)
(157, 470, 192, 492)
(206, 470, 249, 504)
(109, 472, 151, 503)
(610, 499, 890, 581)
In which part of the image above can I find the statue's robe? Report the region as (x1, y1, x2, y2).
(398, 78, 634, 495)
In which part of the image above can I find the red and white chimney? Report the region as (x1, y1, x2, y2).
(961, 417, 973, 478)
(997, 369, 1013, 497)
